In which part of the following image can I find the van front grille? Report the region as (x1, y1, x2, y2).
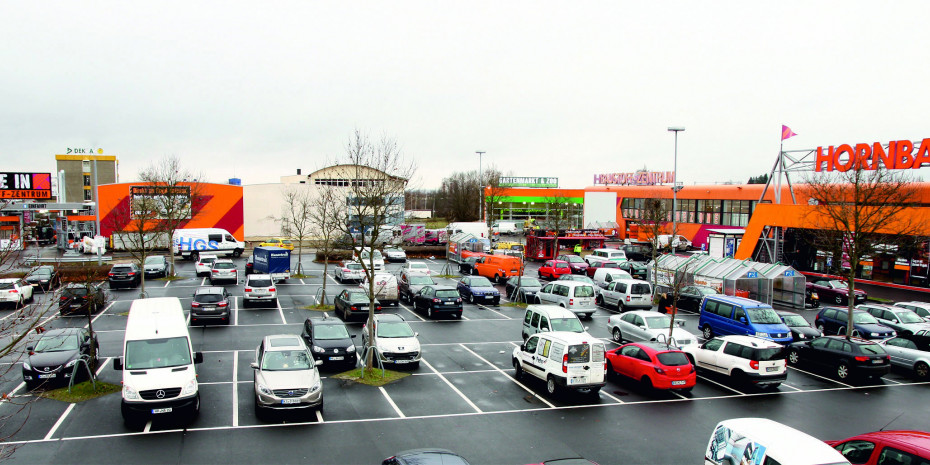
(140, 388, 182, 400)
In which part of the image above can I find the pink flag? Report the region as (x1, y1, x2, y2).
(781, 125, 797, 140)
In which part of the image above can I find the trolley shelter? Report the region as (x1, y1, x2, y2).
(650, 254, 777, 305)
(525, 230, 606, 261)
(447, 232, 485, 263)
(757, 262, 806, 309)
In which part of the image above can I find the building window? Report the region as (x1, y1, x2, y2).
(83, 175, 91, 187)
(83, 189, 92, 201)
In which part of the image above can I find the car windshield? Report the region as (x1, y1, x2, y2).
(144, 257, 163, 264)
(550, 318, 584, 332)
(360, 250, 383, 260)
(828, 280, 848, 289)
(897, 311, 925, 324)
(214, 262, 235, 270)
(35, 334, 80, 352)
(376, 321, 415, 338)
(0, 282, 15, 290)
(347, 263, 363, 270)
(314, 324, 351, 340)
(781, 314, 809, 327)
(249, 278, 273, 287)
(858, 344, 886, 355)
(63, 287, 89, 297)
(564, 256, 585, 263)
(111, 266, 133, 273)
(515, 278, 541, 287)
(125, 337, 192, 370)
(853, 312, 879, 324)
(470, 277, 493, 287)
(573, 286, 595, 297)
(644, 316, 672, 328)
(656, 352, 690, 366)
(28, 269, 51, 278)
(746, 307, 782, 324)
(195, 293, 224, 303)
(261, 350, 313, 371)
(436, 290, 459, 298)
(409, 276, 434, 285)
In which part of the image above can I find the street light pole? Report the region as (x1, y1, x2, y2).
(667, 127, 684, 238)
(476, 151, 485, 221)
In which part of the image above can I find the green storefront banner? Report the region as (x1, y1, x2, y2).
(498, 177, 558, 188)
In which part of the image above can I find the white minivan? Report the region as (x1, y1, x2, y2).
(536, 281, 598, 319)
(512, 331, 606, 397)
(353, 247, 385, 271)
(598, 278, 653, 310)
(360, 272, 399, 306)
(705, 418, 849, 465)
(522, 305, 588, 340)
(114, 297, 204, 429)
(592, 268, 633, 290)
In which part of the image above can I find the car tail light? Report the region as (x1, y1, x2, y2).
(569, 298, 574, 305)
(269, 288, 275, 292)
(456, 298, 462, 303)
(192, 302, 201, 307)
(562, 354, 568, 373)
(749, 360, 759, 370)
(218, 301, 228, 307)
(376, 305, 382, 311)
(127, 272, 136, 276)
(212, 269, 219, 273)
(433, 298, 441, 303)
(108, 273, 115, 277)
(854, 356, 869, 362)
(626, 295, 631, 302)
(60, 296, 67, 301)
(8, 289, 18, 294)
(198, 262, 204, 267)
(654, 366, 666, 374)
(244, 287, 252, 292)
(350, 306, 358, 311)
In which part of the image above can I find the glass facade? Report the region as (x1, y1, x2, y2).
(621, 197, 755, 227)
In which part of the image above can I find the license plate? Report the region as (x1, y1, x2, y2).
(671, 380, 686, 386)
(394, 360, 410, 364)
(38, 374, 57, 379)
(329, 356, 344, 361)
(766, 366, 779, 372)
(281, 398, 300, 404)
(152, 407, 172, 414)
(872, 359, 883, 364)
(568, 376, 586, 385)
(202, 306, 215, 311)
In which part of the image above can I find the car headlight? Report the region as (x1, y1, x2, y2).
(308, 384, 320, 394)
(346, 345, 356, 353)
(312, 345, 326, 353)
(22, 361, 31, 370)
(797, 333, 806, 339)
(257, 383, 273, 396)
(65, 359, 78, 368)
(755, 332, 768, 338)
(890, 331, 897, 337)
(123, 385, 140, 400)
(181, 378, 198, 396)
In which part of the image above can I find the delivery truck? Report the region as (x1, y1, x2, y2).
(252, 246, 291, 282)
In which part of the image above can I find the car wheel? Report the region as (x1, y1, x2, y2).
(233, 249, 242, 258)
(596, 295, 604, 306)
(428, 306, 434, 319)
(915, 361, 930, 380)
(336, 275, 343, 284)
(612, 328, 622, 343)
(546, 376, 558, 396)
(816, 323, 826, 334)
(618, 301, 625, 312)
(788, 349, 800, 365)
(836, 362, 851, 380)
(835, 295, 843, 304)
(538, 271, 543, 279)
(468, 294, 474, 304)
(640, 376, 653, 391)
(702, 325, 713, 340)
(513, 359, 523, 379)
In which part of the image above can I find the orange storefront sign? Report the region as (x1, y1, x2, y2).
(815, 138, 930, 172)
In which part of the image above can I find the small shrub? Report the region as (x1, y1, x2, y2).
(314, 250, 352, 263)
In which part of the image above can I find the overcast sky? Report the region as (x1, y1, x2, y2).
(3, 1, 929, 191)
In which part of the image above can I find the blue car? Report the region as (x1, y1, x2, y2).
(456, 276, 500, 305)
(698, 295, 793, 344)
(814, 307, 895, 340)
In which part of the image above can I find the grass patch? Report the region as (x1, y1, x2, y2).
(291, 274, 316, 279)
(157, 275, 186, 281)
(331, 367, 409, 386)
(302, 304, 335, 311)
(501, 302, 529, 309)
(867, 296, 895, 303)
(435, 274, 459, 279)
(40, 380, 121, 403)
(117, 311, 129, 316)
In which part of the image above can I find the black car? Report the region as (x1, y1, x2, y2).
(335, 289, 382, 321)
(412, 285, 463, 319)
(22, 328, 98, 390)
(302, 316, 358, 369)
(24, 265, 61, 292)
(245, 255, 254, 275)
(617, 261, 648, 280)
(621, 243, 654, 262)
(58, 283, 107, 316)
(787, 335, 891, 381)
(776, 310, 822, 341)
(672, 285, 719, 312)
(900, 329, 930, 351)
(383, 449, 470, 465)
(504, 276, 543, 303)
(143, 255, 168, 278)
(814, 307, 895, 340)
(555, 254, 589, 275)
(399, 273, 437, 304)
(108, 263, 141, 289)
(458, 256, 480, 275)
(190, 286, 231, 325)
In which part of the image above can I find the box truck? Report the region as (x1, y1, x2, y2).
(252, 246, 291, 282)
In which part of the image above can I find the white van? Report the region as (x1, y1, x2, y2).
(705, 418, 849, 465)
(584, 248, 628, 266)
(492, 221, 520, 235)
(353, 247, 385, 271)
(360, 272, 399, 306)
(114, 298, 204, 428)
(536, 281, 598, 319)
(522, 305, 588, 340)
(599, 278, 653, 310)
(446, 221, 491, 239)
(512, 331, 606, 397)
(592, 268, 633, 290)
(173, 228, 245, 260)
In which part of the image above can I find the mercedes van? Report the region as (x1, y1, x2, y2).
(114, 297, 204, 428)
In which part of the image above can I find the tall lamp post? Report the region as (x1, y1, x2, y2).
(667, 127, 684, 237)
(476, 151, 485, 221)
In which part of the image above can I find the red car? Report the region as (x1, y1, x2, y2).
(584, 260, 621, 278)
(828, 430, 930, 464)
(538, 260, 572, 280)
(605, 342, 696, 392)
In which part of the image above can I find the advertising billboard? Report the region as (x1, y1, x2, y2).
(0, 172, 52, 199)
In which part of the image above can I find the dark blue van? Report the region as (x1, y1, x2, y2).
(698, 295, 793, 344)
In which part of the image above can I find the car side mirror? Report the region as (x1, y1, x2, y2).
(414, 332, 419, 337)
(194, 352, 204, 364)
(114, 358, 123, 370)
(26, 346, 34, 352)
(315, 360, 323, 367)
(739, 317, 747, 324)
(520, 344, 526, 352)
(676, 320, 685, 328)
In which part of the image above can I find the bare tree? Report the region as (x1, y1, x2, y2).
(482, 167, 506, 239)
(541, 193, 573, 253)
(104, 188, 162, 298)
(331, 130, 414, 372)
(802, 165, 923, 339)
(640, 198, 673, 288)
(138, 156, 205, 277)
(278, 186, 314, 276)
(652, 255, 697, 344)
(436, 171, 480, 221)
(306, 184, 348, 304)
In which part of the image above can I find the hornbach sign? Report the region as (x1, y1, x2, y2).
(593, 171, 674, 186)
(815, 138, 930, 172)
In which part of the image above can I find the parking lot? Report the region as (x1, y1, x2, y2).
(1, 254, 928, 464)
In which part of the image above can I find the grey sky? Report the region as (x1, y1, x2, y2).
(3, 1, 929, 191)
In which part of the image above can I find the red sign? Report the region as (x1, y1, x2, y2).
(815, 138, 930, 172)
(0, 173, 52, 199)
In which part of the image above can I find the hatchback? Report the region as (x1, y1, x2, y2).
(361, 314, 421, 368)
(0, 278, 34, 308)
(401, 261, 431, 276)
(538, 260, 571, 280)
(815, 307, 895, 340)
(893, 301, 930, 322)
(334, 261, 365, 283)
(858, 303, 930, 336)
(209, 259, 238, 284)
(456, 276, 500, 305)
(24, 266, 60, 292)
(505, 276, 543, 303)
(829, 430, 930, 464)
(334, 289, 382, 321)
(555, 254, 588, 275)
(302, 316, 357, 369)
(412, 285, 463, 319)
(58, 283, 106, 316)
(879, 337, 930, 380)
(251, 334, 323, 419)
(787, 335, 891, 381)
(606, 342, 695, 392)
(194, 254, 218, 277)
(107, 263, 141, 289)
(190, 286, 231, 325)
(244, 274, 277, 307)
(776, 309, 822, 341)
(143, 255, 168, 278)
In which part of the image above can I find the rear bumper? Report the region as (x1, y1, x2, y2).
(744, 371, 788, 385)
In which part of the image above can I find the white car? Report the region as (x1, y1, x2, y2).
(401, 261, 432, 276)
(383, 247, 407, 263)
(334, 261, 366, 283)
(695, 335, 787, 388)
(0, 278, 34, 307)
(606, 310, 698, 353)
(657, 234, 691, 252)
(243, 274, 277, 307)
(194, 254, 219, 277)
(361, 314, 421, 368)
(597, 279, 653, 311)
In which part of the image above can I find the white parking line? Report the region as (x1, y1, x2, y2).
(397, 303, 426, 322)
(458, 343, 556, 408)
(476, 304, 510, 319)
(300, 279, 306, 285)
(884, 377, 903, 384)
(233, 297, 239, 326)
(378, 387, 405, 418)
(44, 403, 75, 440)
(780, 383, 802, 391)
(315, 409, 324, 423)
(787, 366, 853, 388)
(421, 359, 482, 413)
(599, 390, 625, 404)
(232, 351, 239, 427)
(143, 421, 152, 433)
(696, 375, 745, 395)
(277, 300, 286, 325)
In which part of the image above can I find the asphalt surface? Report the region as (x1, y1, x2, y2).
(0, 251, 927, 465)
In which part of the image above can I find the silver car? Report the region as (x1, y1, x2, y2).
(606, 310, 698, 354)
(252, 335, 323, 418)
(334, 261, 366, 283)
(859, 303, 930, 336)
(244, 274, 277, 307)
(879, 336, 930, 380)
(209, 259, 238, 284)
